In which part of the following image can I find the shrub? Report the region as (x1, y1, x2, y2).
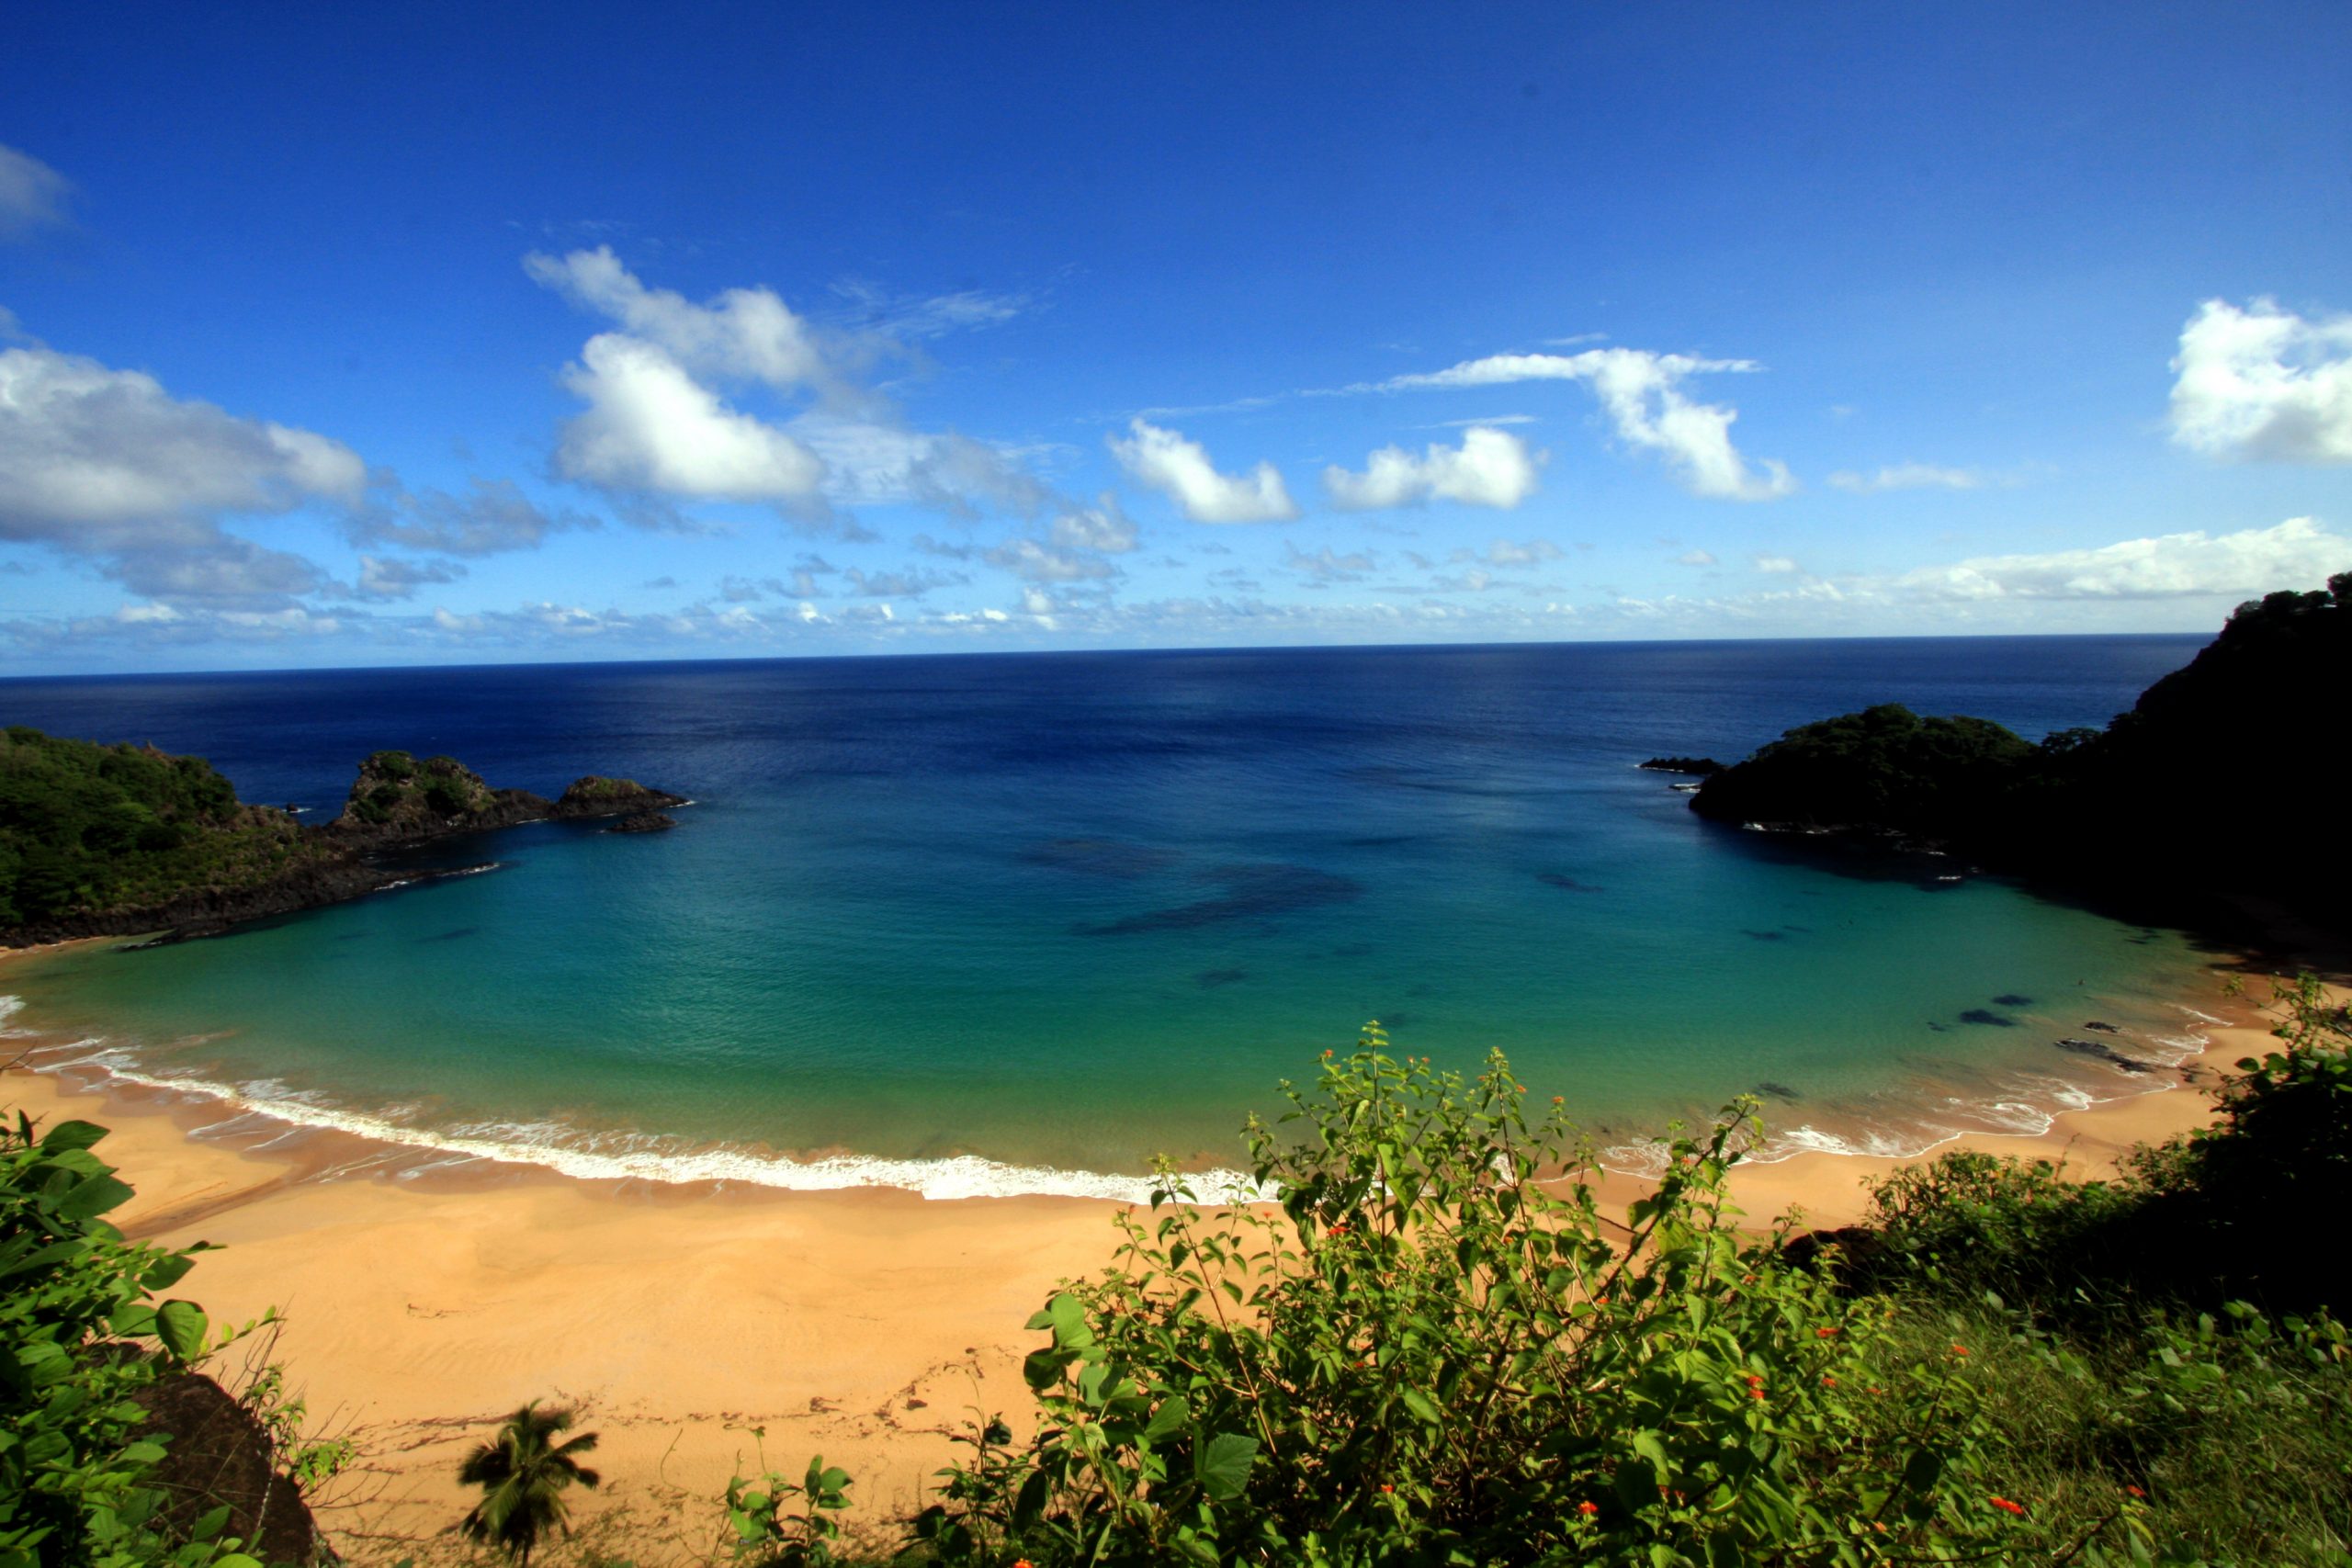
(0, 1110, 263, 1568)
(899, 1030, 2039, 1565)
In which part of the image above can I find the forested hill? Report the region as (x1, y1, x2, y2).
(1690, 573, 2351, 926)
(0, 728, 323, 931)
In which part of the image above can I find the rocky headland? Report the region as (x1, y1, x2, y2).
(0, 736, 684, 947)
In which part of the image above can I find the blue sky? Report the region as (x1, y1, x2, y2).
(4, 1, 2349, 672)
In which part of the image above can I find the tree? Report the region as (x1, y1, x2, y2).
(456, 1403, 601, 1567)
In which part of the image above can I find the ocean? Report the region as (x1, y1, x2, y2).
(0, 635, 2225, 1199)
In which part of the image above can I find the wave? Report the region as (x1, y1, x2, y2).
(6, 984, 2212, 1205)
(1597, 1017, 2212, 1179)
(5, 1002, 1267, 1203)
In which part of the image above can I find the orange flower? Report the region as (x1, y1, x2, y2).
(1990, 1496, 2026, 1517)
(1552, 1095, 1565, 1105)
(2125, 1484, 2145, 1499)
(1820, 1375, 1837, 1387)
(1815, 1325, 1839, 1337)
(1749, 1386, 1766, 1400)
(1577, 1501, 1600, 1517)
(1380, 1483, 1394, 1494)
(1951, 1344, 1971, 1356)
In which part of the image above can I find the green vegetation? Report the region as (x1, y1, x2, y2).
(341, 752, 496, 830)
(714, 989, 2347, 1567)
(458, 1405, 604, 1568)
(0, 729, 318, 929)
(0, 1110, 259, 1568)
(1688, 705, 2034, 840)
(1690, 573, 2352, 924)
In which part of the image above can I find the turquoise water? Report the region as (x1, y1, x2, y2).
(0, 638, 2224, 1197)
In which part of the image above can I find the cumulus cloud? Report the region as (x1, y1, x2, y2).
(348, 478, 597, 556)
(526, 246, 833, 391)
(842, 565, 964, 598)
(1827, 463, 1985, 493)
(549, 331, 828, 503)
(1753, 555, 1799, 573)
(1109, 419, 1298, 523)
(1894, 516, 2345, 601)
(355, 554, 466, 602)
(0, 144, 71, 238)
(2168, 298, 2352, 463)
(1323, 426, 1544, 511)
(1675, 549, 1717, 567)
(0, 340, 366, 608)
(0, 344, 366, 545)
(1371, 348, 1793, 501)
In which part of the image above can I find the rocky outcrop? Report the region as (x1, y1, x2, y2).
(1638, 756, 1724, 775)
(607, 810, 677, 833)
(130, 1371, 322, 1567)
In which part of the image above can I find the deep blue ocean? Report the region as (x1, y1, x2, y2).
(1, 636, 2226, 1198)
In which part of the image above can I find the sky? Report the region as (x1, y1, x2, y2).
(4, 1, 2350, 673)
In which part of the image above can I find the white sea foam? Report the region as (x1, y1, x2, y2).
(20, 1032, 1271, 1204)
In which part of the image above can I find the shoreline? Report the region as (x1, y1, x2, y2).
(0, 941, 2324, 1561)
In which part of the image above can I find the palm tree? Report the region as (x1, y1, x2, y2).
(456, 1401, 602, 1567)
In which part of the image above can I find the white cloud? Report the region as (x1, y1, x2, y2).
(1827, 463, 1986, 493)
(1753, 555, 1799, 573)
(1894, 516, 2345, 601)
(0, 340, 366, 608)
(1047, 493, 1139, 553)
(0, 144, 71, 238)
(0, 344, 366, 543)
(2168, 298, 2352, 463)
(1675, 549, 1717, 567)
(1372, 348, 1793, 501)
(1323, 426, 1544, 511)
(551, 332, 828, 502)
(1109, 419, 1298, 523)
(526, 246, 832, 391)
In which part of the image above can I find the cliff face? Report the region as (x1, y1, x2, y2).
(2, 737, 685, 947)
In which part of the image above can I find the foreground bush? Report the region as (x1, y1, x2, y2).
(0, 1111, 259, 1568)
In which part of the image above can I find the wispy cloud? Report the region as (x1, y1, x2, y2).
(1827, 463, 1987, 493)
(0, 143, 72, 239)
(1363, 347, 1794, 501)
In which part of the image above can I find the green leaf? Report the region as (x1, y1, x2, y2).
(1400, 1387, 1443, 1426)
(1193, 1431, 1259, 1501)
(54, 1172, 136, 1223)
(1900, 1447, 1945, 1498)
(39, 1120, 110, 1154)
(155, 1299, 209, 1363)
(1142, 1393, 1192, 1443)
(1633, 1430, 1671, 1475)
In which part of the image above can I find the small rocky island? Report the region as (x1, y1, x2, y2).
(0, 731, 684, 946)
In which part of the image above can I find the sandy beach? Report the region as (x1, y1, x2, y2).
(0, 950, 2322, 1562)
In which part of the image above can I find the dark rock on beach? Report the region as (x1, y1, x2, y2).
(607, 811, 678, 833)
